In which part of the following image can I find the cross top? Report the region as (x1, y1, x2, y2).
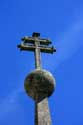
(17, 32, 56, 69)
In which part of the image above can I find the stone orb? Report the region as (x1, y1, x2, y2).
(24, 69, 56, 102)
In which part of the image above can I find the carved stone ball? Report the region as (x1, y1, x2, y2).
(24, 69, 56, 102)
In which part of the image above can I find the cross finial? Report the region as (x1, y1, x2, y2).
(17, 32, 56, 125)
(17, 32, 56, 69)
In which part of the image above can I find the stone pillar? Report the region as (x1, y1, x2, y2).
(35, 98, 51, 125)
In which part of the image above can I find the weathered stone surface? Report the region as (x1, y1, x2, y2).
(35, 98, 52, 125)
(24, 69, 55, 102)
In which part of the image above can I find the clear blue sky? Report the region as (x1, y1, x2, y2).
(0, 0, 83, 125)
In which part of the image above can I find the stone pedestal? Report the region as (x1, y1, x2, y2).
(24, 69, 56, 125)
(35, 98, 51, 125)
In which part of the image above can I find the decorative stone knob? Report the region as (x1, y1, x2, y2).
(24, 69, 56, 102)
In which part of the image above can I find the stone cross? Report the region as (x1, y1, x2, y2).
(17, 32, 56, 125)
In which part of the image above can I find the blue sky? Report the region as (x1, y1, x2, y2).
(0, 0, 83, 125)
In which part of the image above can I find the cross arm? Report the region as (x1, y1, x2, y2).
(21, 37, 52, 45)
(17, 44, 56, 54)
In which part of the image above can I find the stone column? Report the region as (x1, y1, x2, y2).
(35, 98, 51, 125)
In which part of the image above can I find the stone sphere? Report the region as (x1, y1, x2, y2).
(24, 69, 56, 102)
